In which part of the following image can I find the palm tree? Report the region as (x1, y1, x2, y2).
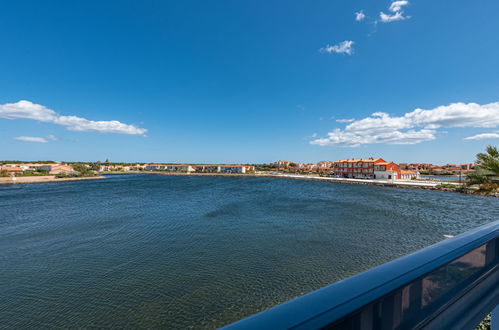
(467, 145, 499, 188)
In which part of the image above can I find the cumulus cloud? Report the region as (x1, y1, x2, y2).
(465, 132, 499, 140)
(320, 41, 354, 55)
(311, 101, 499, 147)
(379, 0, 410, 23)
(14, 136, 48, 143)
(0, 100, 147, 135)
(355, 11, 366, 22)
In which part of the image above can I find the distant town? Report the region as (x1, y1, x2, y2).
(0, 158, 475, 182)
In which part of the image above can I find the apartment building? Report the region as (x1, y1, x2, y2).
(333, 158, 384, 179)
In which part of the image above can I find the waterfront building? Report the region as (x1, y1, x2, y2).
(193, 165, 220, 173)
(374, 161, 400, 180)
(317, 161, 334, 169)
(146, 164, 195, 172)
(49, 164, 74, 174)
(145, 164, 254, 173)
(217, 165, 254, 173)
(25, 164, 53, 172)
(333, 158, 384, 179)
(1, 163, 74, 175)
(333, 158, 402, 180)
(399, 170, 420, 180)
(399, 163, 433, 171)
(273, 160, 291, 168)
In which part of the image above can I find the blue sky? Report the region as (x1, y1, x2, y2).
(1, 0, 499, 164)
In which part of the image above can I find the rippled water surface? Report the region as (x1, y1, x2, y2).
(1, 174, 498, 328)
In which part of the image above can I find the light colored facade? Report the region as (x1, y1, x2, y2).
(145, 164, 254, 173)
(49, 165, 74, 174)
(146, 164, 195, 172)
(273, 160, 291, 168)
(399, 170, 420, 180)
(1, 163, 74, 175)
(217, 165, 254, 173)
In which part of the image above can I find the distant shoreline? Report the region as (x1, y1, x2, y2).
(1, 172, 496, 197)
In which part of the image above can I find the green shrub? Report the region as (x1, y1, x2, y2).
(437, 183, 457, 189)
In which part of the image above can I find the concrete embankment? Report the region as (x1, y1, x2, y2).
(126, 171, 443, 189)
(0, 176, 105, 185)
(260, 173, 442, 188)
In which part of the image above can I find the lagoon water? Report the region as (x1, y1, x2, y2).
(1, 174, 498, 328)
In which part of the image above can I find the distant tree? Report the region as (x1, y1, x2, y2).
(0, 170, 10, 177)
(105, 159, 110, 166)
(73, 164, 95, 177)
(91, 160, 101, 171)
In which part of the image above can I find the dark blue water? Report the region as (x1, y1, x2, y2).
(1, 174, 497, 328)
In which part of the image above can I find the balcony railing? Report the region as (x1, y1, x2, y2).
(224, 220, 499, 329)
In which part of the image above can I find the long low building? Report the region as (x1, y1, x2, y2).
(145, 164, 255, 174)
(0, 163, 74, 175)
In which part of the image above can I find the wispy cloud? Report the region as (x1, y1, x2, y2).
(303, 132, 318, 140)
(465, 132, 499, 140)
(379, 0, 410, 23)
(355, 11, 366, 22)
(14, 136, 48, 143)
(336, 118, 355, 123)
(0, 100, 147, 135)
(311, 102, 499, 147)
(319, 40, 354, 55)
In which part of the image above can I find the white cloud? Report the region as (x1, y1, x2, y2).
(389, 1, 409, 12)
(0, 100, 147, 135)
(14, 136, 48, 143)
(379, 1, 410, 23)
(46, 134, 58, 141)
(465, 132, 499, 140)
(379, 11, 408, 22)
(320, 40, 354, 55)
(336, 118, 355, 123)
(311, 101, 499, 147)
(355, 11, 366, 22)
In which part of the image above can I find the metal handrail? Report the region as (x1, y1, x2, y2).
(224, 220, 499, 329)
